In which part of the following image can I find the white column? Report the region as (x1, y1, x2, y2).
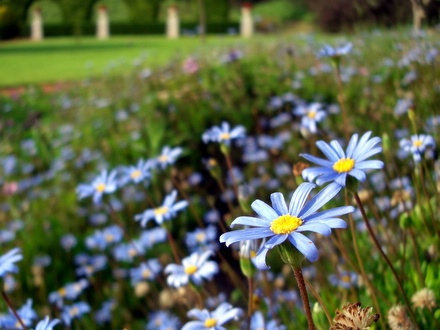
(96, 6, 109, 40)
(240, 3, 253, 38)
(31, 8, 43, 41)
(166, 5, 179, 39)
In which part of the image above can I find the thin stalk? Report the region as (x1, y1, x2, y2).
(247, 277, 253, 330)
(417, 163, 439, 239)
(353, 192, 419, 329)
(302, 276, 332, 326)
(292, 267, 315, 330)
(1, 291, 28, 330)
(166, 229, 181, 263)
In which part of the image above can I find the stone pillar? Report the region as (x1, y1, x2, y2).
(96, 5, 109, 40)
(166, 5, 179, 39)
(240, 3, 253, 38)
(31, 7, 43, 41)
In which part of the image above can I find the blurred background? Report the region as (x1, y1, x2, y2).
(1, 0, 439, 40)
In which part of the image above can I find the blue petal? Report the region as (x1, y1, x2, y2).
(305, 206, 355, 222)
(317, 218, 348, 228)
(355, 147, 383, 162)
(330, 140, 346, 158)
(230, 216, 271, 228)
(334, 172, 347, 186)
(296, 222, 332, 236)
(251, 200, 278, 221)
(299, 182, 342, 219)
(355, 160, 384, 170)
(254, 246, 271, 270)
(345, 133, 359, 158)
(349, 169, 366, 182)
(270, 192, 288, 215)
(264, 234, 288, 248)
(300, 154, 333, 168)
(288, 182, 315, 216)
(219, 228, 273, 246)
(288, 233, 319, 262)
(315, 172, 339, 186)
(316, 141, 340, 162)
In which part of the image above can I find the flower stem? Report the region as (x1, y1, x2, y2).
(292, 267, 316, 330)
(353, 192, 419, 329)
(247, 276, 253, 330)
(302, 275, 332, 326)
(1, 290, 28, 330)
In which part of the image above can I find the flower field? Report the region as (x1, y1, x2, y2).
(0, 29, 439, 329)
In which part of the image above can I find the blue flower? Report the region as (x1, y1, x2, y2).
(61, 302, 90, 326)
(0, 299, 37, 328)
(134, 190, 188, 227)
(130, 259, 162, 285)
(0, 248, 22, 278)
(119, 159, 153, 185)
(317, 43, 352, 58)
(219, 182, 354, 269)
(76, 169, 118, 204)
(155, 146, 183, 170)
(147, 310, 180, 330)
(94, 299, 115, 325)
(399, 134, 436, 163)
(164, 250, 219, 288)
(202, 121, 246, 146)
(328, 270, 358, 289)
(181, 302, 242, 330)
(49, 279, 89, 308)
(35, 316, 60, 330)
(293, 102, 326, 134)
(251, 311, 285, 330)
(301, 131, 384, 187)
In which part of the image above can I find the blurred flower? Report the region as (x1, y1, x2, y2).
(76, 169, 118, 204)
(94, 299, 115, 325)
(185, 225, 219, 253)
(220, 182, 353, 269)
(146, 310, 180, 330)
(331, 302, 379, 330)
(35, 316, 60, 330)
(328, 270, 358, 289)
(399, 134, 436, 163)
(49, 279, 89, 308)
(183, 57, 199, 74)
(202, 121, 246, 146)
(155, 146, 183, 170)
(301, 131, 384, 187)
(250, 311, 285, 330)
(0, 299, 37, 328)
(130, 259, 162, 285)
(0, 248, 22, 278)
(317, 43, 352, 58)
(164, 250, 218, 288)
(134, 190, 188, 227)
(293, 102, 326, 134)
(119, 159, 153, 185)
(387, 305, 415, 330)
(181, 302, 242, 330)
(411, 288, 436, 311)
(61, 302, 90, 326)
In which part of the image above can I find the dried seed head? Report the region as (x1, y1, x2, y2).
(387, 305, 415, 330)
(411, 288, 436, 311)
(331, 302, 380, 330)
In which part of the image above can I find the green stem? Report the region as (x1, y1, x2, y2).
(1, 290, 28, 330)
(353, 192, 419, 329)
(292, 267, 316, 330)
(302, 275, 332, 326)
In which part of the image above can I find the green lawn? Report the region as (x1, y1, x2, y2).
(0, 35, 266, 88)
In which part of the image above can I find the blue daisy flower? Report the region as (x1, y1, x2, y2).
(0, 248, 22, 278)
(399, 134, 436, 163)
(317, 43, 352, 58)
(202, 121, 246, 146)
(219, 182, 354, 269)
(155, 146, 183, 170)
(181, 302, 242, 330)
(300, 131, 384, 187)
(76, 169, 118, 204)
(35, 316, 60, 330)
(134, 190, 188, 227)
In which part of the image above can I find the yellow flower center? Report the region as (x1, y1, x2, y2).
(58, 288, 67, 297)
(96, 183, 106, 192)
(158, 155, 168, 163)
(341, 275, 351, 282)
(219, 133, 230, 140)
(105, 234, 114, 242)
(250, 250, 257, 258)
(204, 318, 217, 328)
(270, 214, 303, 234)
(208, 158, 218, 167)
(69, 307, 79, 316)
(142, 269, 151, 278)
(333, 158, 355, 173)
(128, 248, 137, 257)
(196, 232, 206, 242)
(413, 140, 422, 148)
(185, 265, 198, 275)
(154, 206, 169, 216)
(308, 111, 316, 119)
(130, 170, 141, 179)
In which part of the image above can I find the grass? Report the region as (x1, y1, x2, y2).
(0, 35, 266, 88)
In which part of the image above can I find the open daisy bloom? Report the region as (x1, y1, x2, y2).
(219, 182, 354, 269)
(300, 131, 384, 187)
